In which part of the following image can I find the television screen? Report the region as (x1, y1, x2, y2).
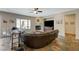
(44, 20, 54, 27)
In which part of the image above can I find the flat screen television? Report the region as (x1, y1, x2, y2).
(44, 20, 54, 27)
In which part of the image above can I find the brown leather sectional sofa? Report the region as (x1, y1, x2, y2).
(22, 30, 59, 49)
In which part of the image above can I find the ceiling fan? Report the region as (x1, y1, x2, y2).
(30, 8, 43, 14)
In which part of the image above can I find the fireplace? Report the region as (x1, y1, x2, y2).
(35, 26, 41, 30)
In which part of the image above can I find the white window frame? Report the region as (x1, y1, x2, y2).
(16, 18, 31, 29)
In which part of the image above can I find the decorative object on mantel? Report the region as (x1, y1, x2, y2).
(3, 20, 7, 23)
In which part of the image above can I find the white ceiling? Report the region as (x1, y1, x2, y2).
(0, 8, 77, 17)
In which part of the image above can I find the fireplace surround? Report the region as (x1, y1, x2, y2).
(35, 25, 41, 30)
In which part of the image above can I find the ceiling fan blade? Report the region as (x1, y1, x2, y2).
(33, 8, 38, 11)
(38, 11, 42, 12)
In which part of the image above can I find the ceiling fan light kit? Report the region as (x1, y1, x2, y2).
(34, 11, 38, 14)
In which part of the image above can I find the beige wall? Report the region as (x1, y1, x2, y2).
(0, 11, 35, 37)
(0, 11, 45, 37)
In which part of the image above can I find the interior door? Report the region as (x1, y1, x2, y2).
(64, 14, 76, 40)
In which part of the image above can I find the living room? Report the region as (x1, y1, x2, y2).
(0, 8, 79, 51)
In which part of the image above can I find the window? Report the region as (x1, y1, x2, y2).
(16, 18, 31, 29)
